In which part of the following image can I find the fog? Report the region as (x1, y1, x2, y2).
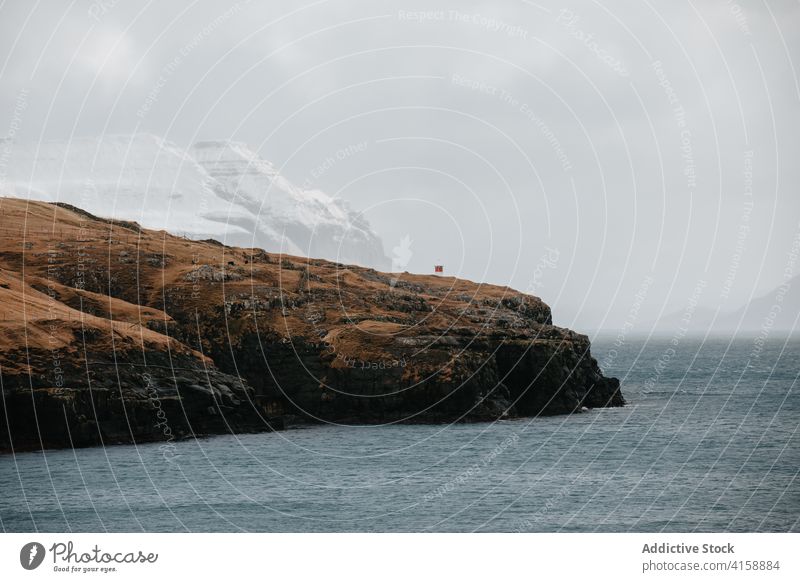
(1, 0, 798, 332)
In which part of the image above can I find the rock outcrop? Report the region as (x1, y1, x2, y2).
(0, 198, 622, 452)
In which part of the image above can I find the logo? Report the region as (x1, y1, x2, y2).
(20, 542, 46, 570)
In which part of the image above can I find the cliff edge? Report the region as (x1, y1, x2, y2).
(0, 198, 623, 452)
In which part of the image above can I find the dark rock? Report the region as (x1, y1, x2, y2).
(0, 198, 623, 453)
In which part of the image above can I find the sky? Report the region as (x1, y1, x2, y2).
(0, 0, 798, 333)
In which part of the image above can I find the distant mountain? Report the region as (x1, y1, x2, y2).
(0, 134, 388, 268)
(654, 275, 799, 335)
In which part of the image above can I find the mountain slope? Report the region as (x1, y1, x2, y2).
(0, 198, 622, 452)
(192, 140, 387, 267)
(1, 134, 387, 267)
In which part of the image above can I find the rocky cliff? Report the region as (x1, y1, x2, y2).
(0, 198, 622, 452)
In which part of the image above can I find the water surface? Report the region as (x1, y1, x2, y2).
(1, 337, 797, 532)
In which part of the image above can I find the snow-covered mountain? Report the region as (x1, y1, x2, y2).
(1, 134, 387, 267)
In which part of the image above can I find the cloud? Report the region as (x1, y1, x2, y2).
(0, 0, 798, 331)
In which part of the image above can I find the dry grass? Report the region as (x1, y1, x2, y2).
(0, 197, 552, 370)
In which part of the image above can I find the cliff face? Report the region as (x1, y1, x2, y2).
(0, 198, 622, 452)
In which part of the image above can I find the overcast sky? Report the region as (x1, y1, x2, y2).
(1, 0, 798, 332)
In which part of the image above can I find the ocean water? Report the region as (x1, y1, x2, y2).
(1, 337, 797, 532)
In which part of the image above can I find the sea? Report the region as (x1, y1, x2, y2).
(1, 336, 797, 532)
